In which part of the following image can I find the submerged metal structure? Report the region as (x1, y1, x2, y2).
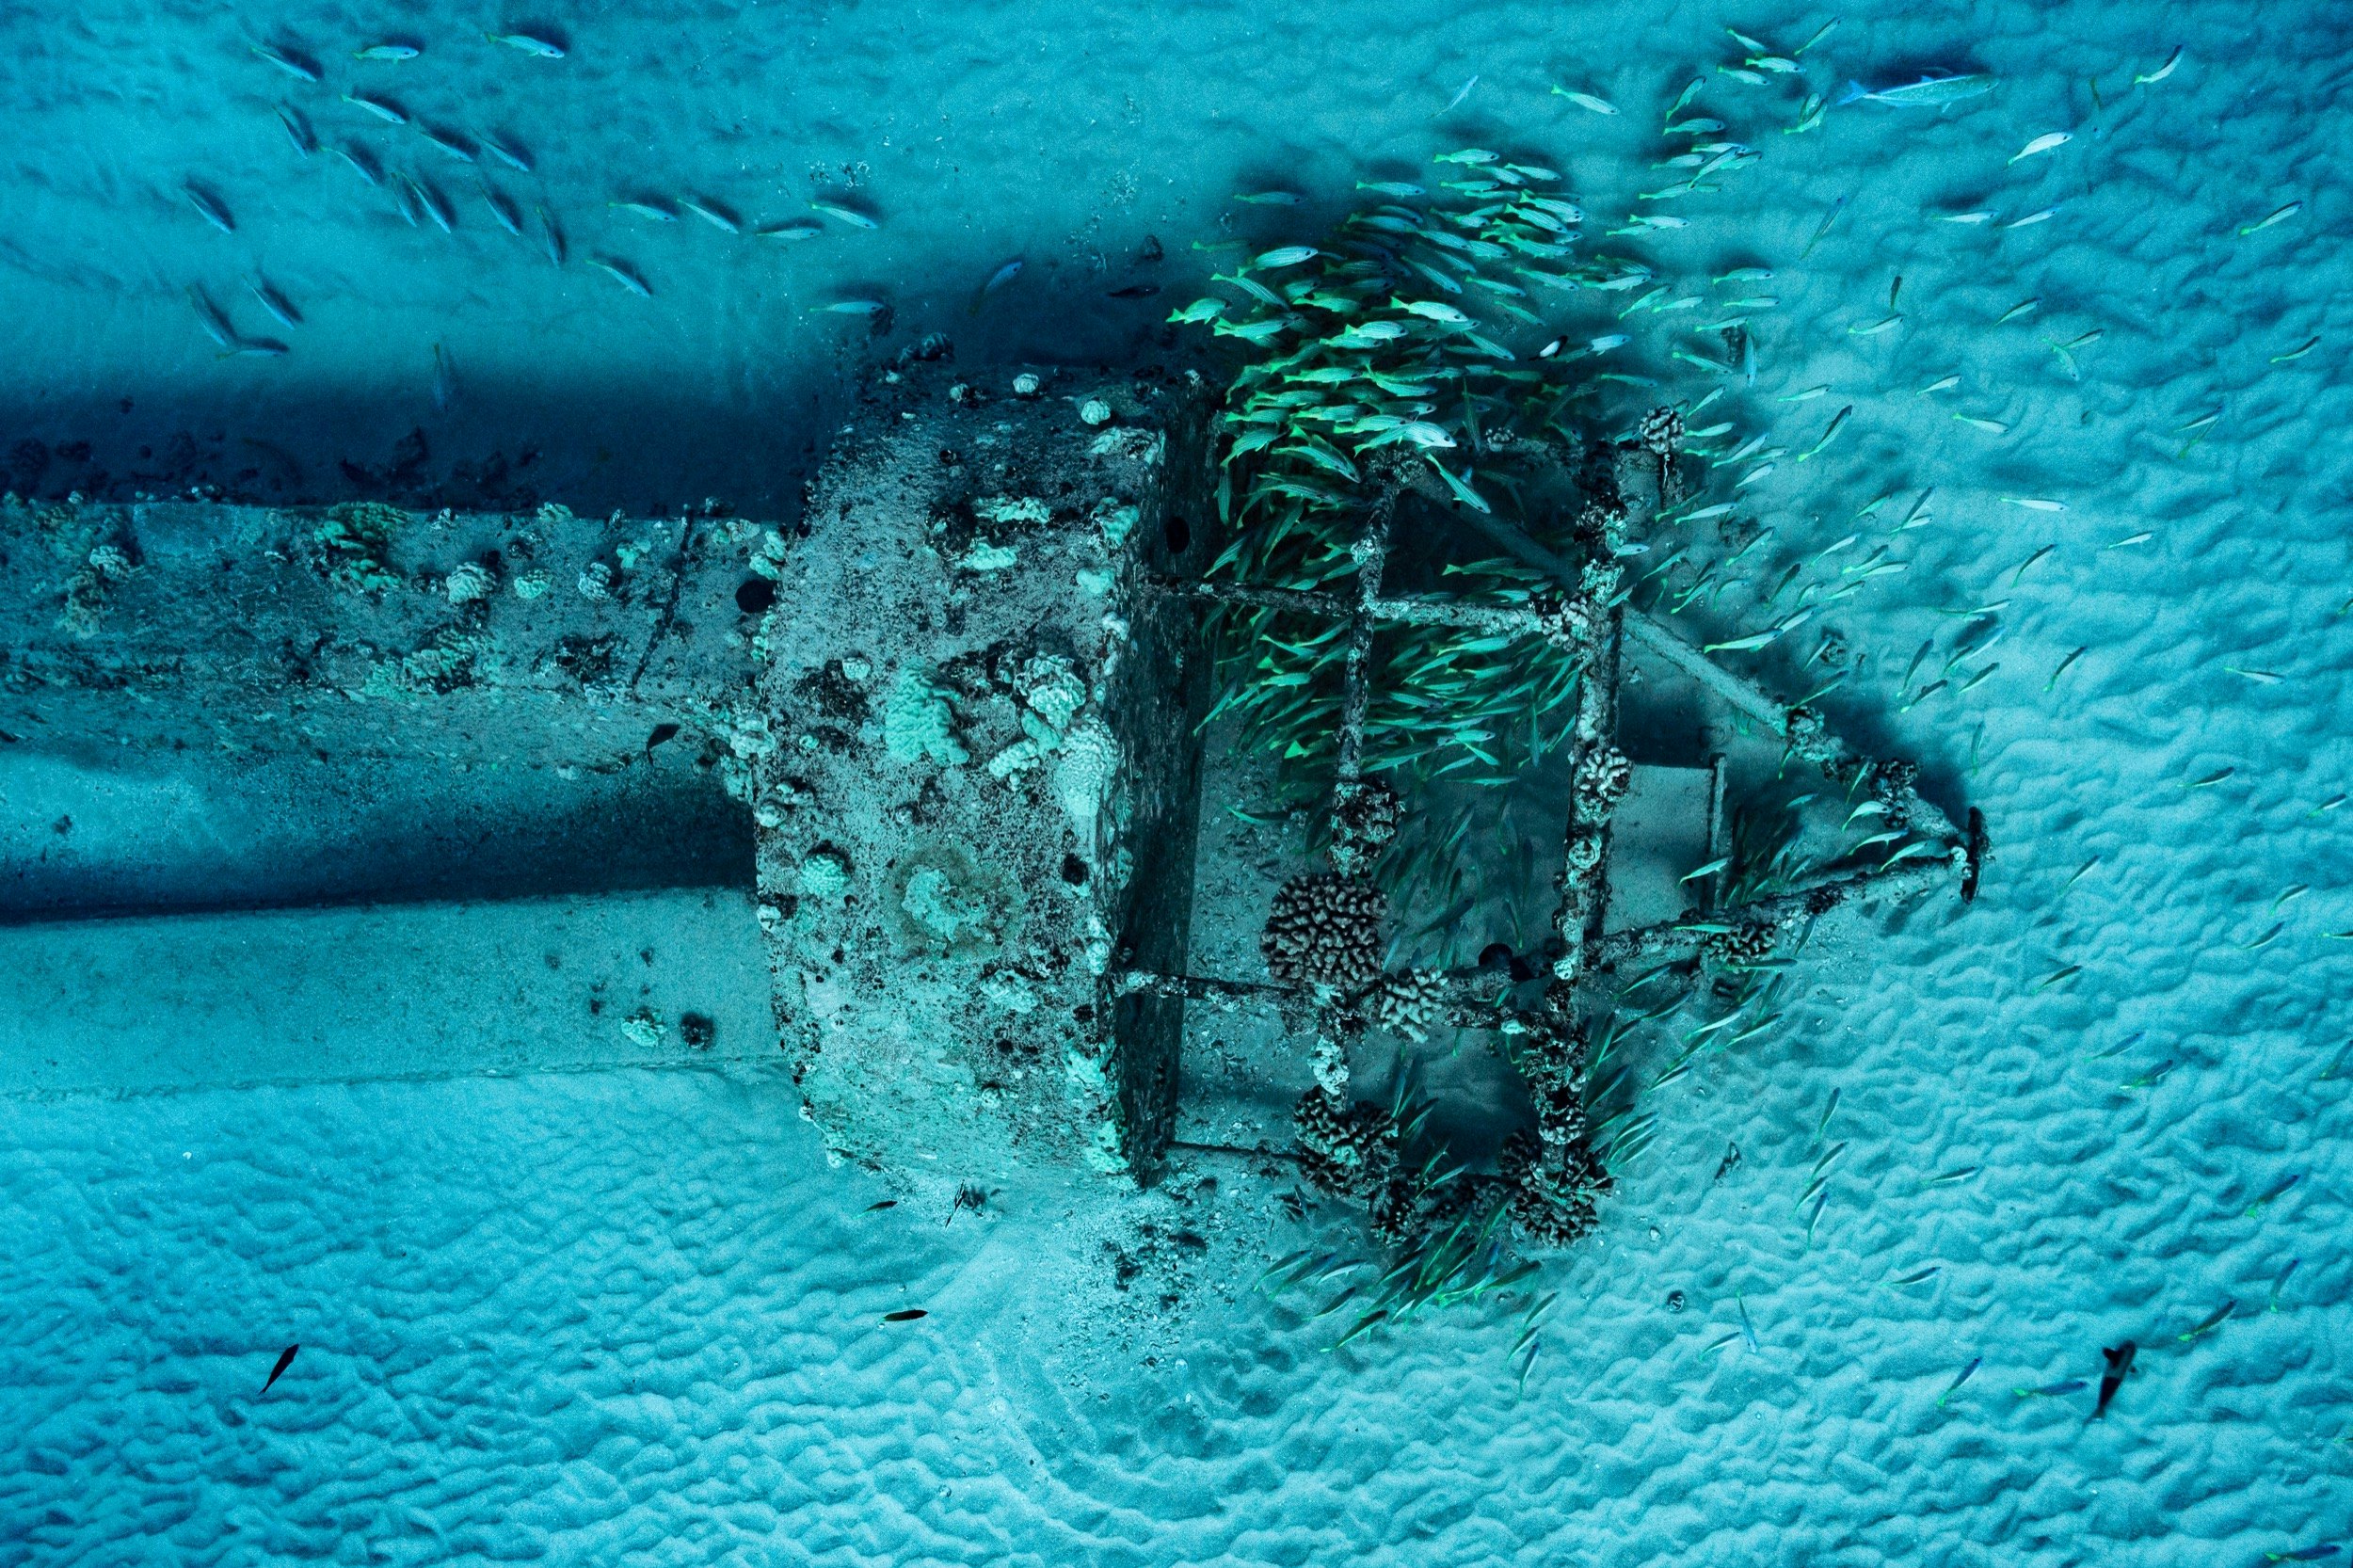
(0, 360, 1979, 1201)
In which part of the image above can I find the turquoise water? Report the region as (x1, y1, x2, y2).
(8, 1, 2353, 1562)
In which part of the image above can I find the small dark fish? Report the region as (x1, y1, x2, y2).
(251, 42, 320, 82)
(2177, 1301, 2234, 1343)
(391, 175, 424, 227)
(480, 131, 534, 174)
(1936, 1355, 1981, 1406)
(881, 1308, 926, 1322)
(536, 206, 566, 265)
(343, 91, 408, 125)
(2245, 1174, 2301, 1217)
(862, 1199, 897, 1212)
(2265, 1548, 2342, 1563)
(1713, 1141, 1741, 1182)
(2014, 1379, 2087, 1398)
(260, 1344, 299, 1394)
(184, 183, 235, 234)
(353, 42, 421, 60)
(420, 125, 477, 163)
(1107, 283, 1160, 298)
(482, 185, 523, 235)
(248, 278, 301, 329)
(645, 722, 680, 754)
(487, 31, 566, 58)
(219, 339, 290, 359)
(2093, 1341, 2136, 1419)
(589, 257, 651, 297)
(276, 104, 317, 156)
(430, 344, 455, 411)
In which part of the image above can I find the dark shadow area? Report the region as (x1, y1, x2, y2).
(0, 747, 753, 921)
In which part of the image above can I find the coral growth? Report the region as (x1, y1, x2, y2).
(314, 502, 406, 593)
(884, 662, 968, 766)
(1262, 872, 1387, 991)
(1357, 968, 1446, 1042)
(1326, 779, 1401, 875)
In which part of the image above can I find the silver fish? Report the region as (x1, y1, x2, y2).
(184, 183, 235, 233)
(419, 124, 476, 163)
(486, 31, 565, 58)
(186, 287, 237, 349)
(755, 219, 821, 241)
(251, 42, 319, 82)
(536, 206, 567, 265)
(276, 104, 316, 156)
(353, 43, 420, 60)
(248, 278, 301, 329)
(413, 177, 456, 232)
(589, 257, 651, 296)
(479, 131, 534, 174)
(482, 185, 524, 235)
(679, 197, 741, 233)
(331, 142, 382, 186)
(343, 92, 408, 125)
(1837, 72, 1995, 108)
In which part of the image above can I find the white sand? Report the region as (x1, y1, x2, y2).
(4, 0, 2350, 1562)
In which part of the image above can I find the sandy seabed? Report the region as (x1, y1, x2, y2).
(3, 0, 2350, 1562)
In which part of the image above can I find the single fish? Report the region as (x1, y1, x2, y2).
(1737, 1293, 1760, 1352)
(1168, 297, 1225, 324)
(862, 1199, 897, 1212)
(611, 199, 679, 222)
(1719, 66, 1769, 85)
(2001, 496, 2065, 512)
(536, 206, 566, 265)
(2264, 1549, 2340, 1564)
(419, 125, 476, 162)
(1996, 297, 2040, 324)
(430, 343, 455, 411)
(184, 183, 235, 234)
(251, 42, 319, 82)
(1838, 72, 1995, 108)
(1917, 373, 1960, 394)
(818, 299, 887, 314)
(679, 197, 742, 233)
(482, 185, 524, 235)
(1797, 406, 1851, 461)
(2093, 1340, 2136, 1418)
(970, 258, 1023, 313)
(756, 219, 822, 241)
(1234, 189, 1303, 204)
(1355, 181, 1425, 198)
(2174, 1289, 2231, 1346)
(2007, 207, 2057, 229)
(330, 142, 382, 186)
(276, 104, 317, 156)
(2015, 1379, 2088, 1398)
(260, 1344, 300, 1393)
(487, 31, 566, 58)
(1436, 76, 1477, 115)
(2269, 1258, 2301, 1312)
(1107, 283, 1159, 298)
(1890, 1265, 1941, 1287)
(186, 287, 237, 349)
(2009, 131, 2072, 165)
(810, 200, 878, 230)
(353, 43, 420, 60)
(1553, 88, 1619, 115)
(1254, 246, 1319, 268)
(2273, 336, 2322, 363)
(589, 257, 650, 296)
(413, 178, 456, 233)
(2244, 1175, 2300, 1217)
(1955, 414, 2009, 434)
(343, 91, 408, 125)
(882, 1308, 927, 1323)
(2105, 531, 2153, 550)
(479, 131, 534, 173)
(2135, 46, 2184, 85)
(390, 174, 424, 226)
(1937, 1356, 1981, 1406)
(1917, 1164, 1978, 1189)
(248, 278, 301, 329)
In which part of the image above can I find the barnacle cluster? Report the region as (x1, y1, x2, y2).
(1261, 872, 1387, 991)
